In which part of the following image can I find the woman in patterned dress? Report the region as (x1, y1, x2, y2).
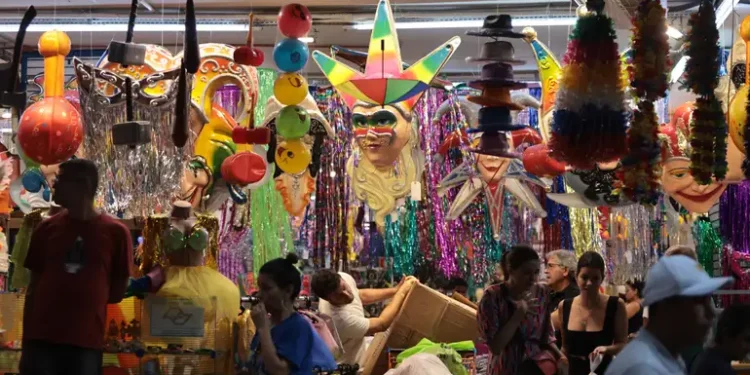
(478, 245, 566, 375)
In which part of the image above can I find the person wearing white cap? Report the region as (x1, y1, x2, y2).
(605, 255, 733, 375)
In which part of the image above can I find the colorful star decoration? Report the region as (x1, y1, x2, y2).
(312, 0, 461, 107)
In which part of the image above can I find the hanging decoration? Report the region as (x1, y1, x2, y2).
(17, 30, 83, 165)
(720, 181, 750, 253)
(692, 219, 722, 276)
(550, 0, 628, 169)
(621, 0, 671, 205)
(683, 0, 727, 184)
(234, 13, 264, 67)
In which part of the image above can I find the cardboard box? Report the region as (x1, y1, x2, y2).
(389, 283, 479, 348)
(361, 284, 480, 375)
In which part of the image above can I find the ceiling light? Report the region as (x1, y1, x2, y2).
(666, 26, 683, 39)
(352, 17, 577, 30)
(0, 23, 313, 42)
(0, 112, 11, 120)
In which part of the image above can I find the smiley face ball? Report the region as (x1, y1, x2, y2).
(276, 105, 311, 139)
(275, 139, 311, 175)
(278, 3, 312, 39)
(273, 38, 309, 73)
(274, 73, 309, 106)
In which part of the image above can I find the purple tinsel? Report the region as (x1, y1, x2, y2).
(720, 181, 750, 253)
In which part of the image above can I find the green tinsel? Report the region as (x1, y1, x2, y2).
(690, 96, 727, 184)
(692, 219, 722, 276)
(251, 69, 294, 277)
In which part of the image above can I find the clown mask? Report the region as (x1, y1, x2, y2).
(351, 103, 412, 170)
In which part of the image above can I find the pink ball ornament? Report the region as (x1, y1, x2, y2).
(278, 4, 312, 38)
(17, 97, 83, 165)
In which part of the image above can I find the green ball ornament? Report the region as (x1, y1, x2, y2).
(276, 105, 311, 139)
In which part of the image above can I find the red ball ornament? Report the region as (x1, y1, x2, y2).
(221, 152, 267, 186)
(278, 4, 312, 38)
(234, 46, 265, 67)
(17, 97, 83, 165)
(522, 144, 567, 178)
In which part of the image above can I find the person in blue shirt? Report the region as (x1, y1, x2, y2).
(249, 253, 337, 374)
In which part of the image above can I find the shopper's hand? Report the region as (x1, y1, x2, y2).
(250, 302, 269, 330)
(557, 355, 569, 375)
(591, 346, 609, 358)
(514, 297, 539, 317)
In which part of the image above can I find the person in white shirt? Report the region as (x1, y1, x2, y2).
(605, 255, 732, 375)
(312, 271, 416, 366)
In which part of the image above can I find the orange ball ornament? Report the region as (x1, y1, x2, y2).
(17, 97, 83, 165)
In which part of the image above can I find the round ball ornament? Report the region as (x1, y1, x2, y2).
(17, 97, 83, 165)
(273, 73, 309, 106)
(275, 139, 311, 174)
(276, 105, 311, 139)
(278, 4, 312, 38)
(728, 86, 747, 155)
(273, 38, 309, 72)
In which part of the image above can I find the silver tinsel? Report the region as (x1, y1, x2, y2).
(74, 58, 192, 217)
(608, 204, 657, 284)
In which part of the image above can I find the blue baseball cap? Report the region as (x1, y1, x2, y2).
(642, 255, 733, 306)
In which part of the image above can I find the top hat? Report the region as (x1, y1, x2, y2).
(467, 15, 524, 39)
(469, 132, 520, 159)
(466, 41, 525, 65)
(467, 87, 523, 110)
(468, 106, 527, 133)
(468, 63, 528, 90)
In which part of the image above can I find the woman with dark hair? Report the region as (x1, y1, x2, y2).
(553, 251, 627, 375)
(624, 279, 644, 335)
(249, 254, 337, 374)
(478, 245, 565, 375)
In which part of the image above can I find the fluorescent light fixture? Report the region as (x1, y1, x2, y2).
(352, 17, 577, 30)
(0, 23, 314, 42)
(666, 26, 683, 39)
(0, 112, 11, 120)
(670, 55, 688, 84)
(716, 0, 740, 29)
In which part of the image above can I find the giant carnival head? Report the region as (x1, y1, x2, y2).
(311, 0, 460, 227)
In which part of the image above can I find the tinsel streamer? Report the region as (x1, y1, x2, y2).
(77, 74, 191, 217)
(311, 88, 351, 270)
(400, 199, 418, 276)
(684, 1, 728, 183)
(720, 181, 750, 253)
(542, 176, 573, 253)
(604, 207, 647, 282)
(384, 213, 403, 277)
(138, 216, 170, 273)
(569, 208, 602, 258)
(550, 2, 628, 169)
(196, 214, 220, 269)
(213, 85, 242, 117)
(251, 69, 294, 276)
(744, 89, 750, 178)
(692, 219, 722, 276)
(218, 228, 250, 281)
(622, 1, 670, 204)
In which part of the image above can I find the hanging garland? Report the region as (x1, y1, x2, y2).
(744, 93, 750, 178)
(622, 0, 671, 205)
(550, 0, 628, 169)
(683, 0, 728, 184)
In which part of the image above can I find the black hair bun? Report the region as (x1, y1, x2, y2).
(285, 253, 300, 265)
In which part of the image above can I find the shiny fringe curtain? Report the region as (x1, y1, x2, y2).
(305, 88, 352, 270)
(78, 83, 190, 218)
(720, 181, 750, 254)
(250, 69, 294, 277)
(607, 205, 655, 284)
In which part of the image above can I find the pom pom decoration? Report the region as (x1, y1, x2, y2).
(550, 0, 628, 169)
(621, 0, 671, 204)
(278, 4, 312, 39)
(273, 38, 309, 73)
(683, 0, 728, 184)
(17, 30, 83, 165)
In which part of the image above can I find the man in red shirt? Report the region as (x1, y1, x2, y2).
(20, 159, 133, 375)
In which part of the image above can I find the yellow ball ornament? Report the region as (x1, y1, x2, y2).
(275, 140, 311, 174)
(274, 73, 308, 106)
(728, 85, 747, 155)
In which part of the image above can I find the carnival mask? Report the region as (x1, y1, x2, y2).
(660, 102, 727, 214)
(352, 104, 411, 169)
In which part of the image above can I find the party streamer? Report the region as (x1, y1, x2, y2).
(684, 1, 728, 183)
(622, 0, 671, 205)
(692, 219, 722, 276)
(550, 0, 628, 168)
(720, 181, 750, 253)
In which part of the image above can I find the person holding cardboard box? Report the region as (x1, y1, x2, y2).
(312, 270, 417, 366)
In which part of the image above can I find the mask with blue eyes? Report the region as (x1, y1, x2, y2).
(162, 225, 209, 253)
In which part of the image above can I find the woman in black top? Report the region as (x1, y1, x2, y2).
(553, 252, 628, 375)
(624, 279, 644, 335)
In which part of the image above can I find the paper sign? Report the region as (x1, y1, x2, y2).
(147, 296, 205, 338)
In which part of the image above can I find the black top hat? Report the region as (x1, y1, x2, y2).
(469, 132, 521, 159)
(468, 107, 527, 134)
(467, 15, 524, 39)
(468, 63, 528, 90)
